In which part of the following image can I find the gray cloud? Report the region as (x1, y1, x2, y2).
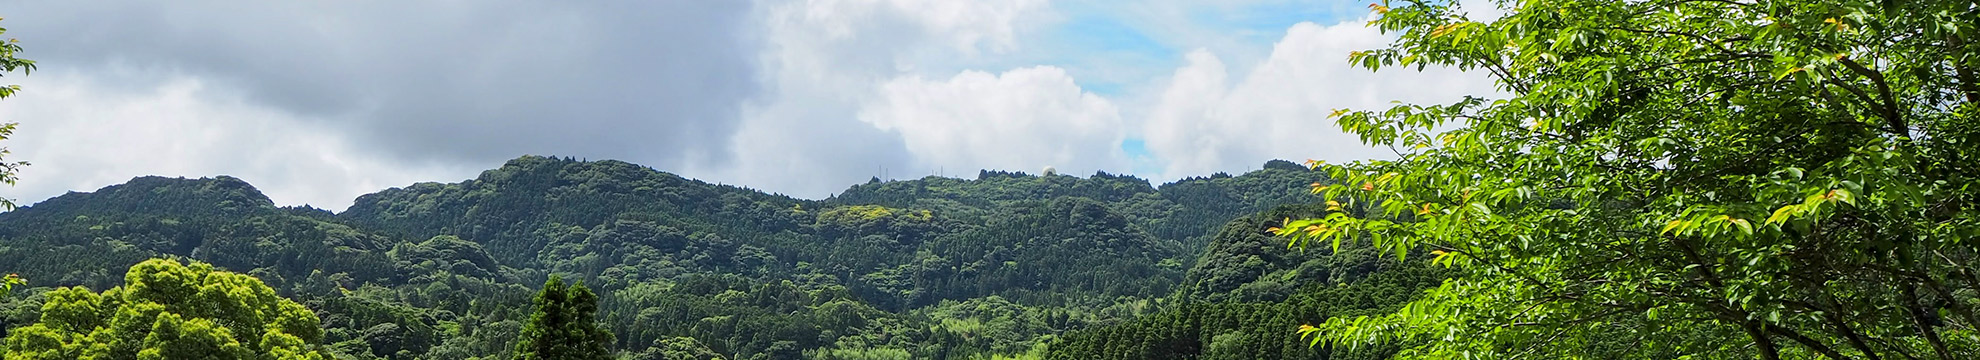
(687, 0, 1051, 198)
(3, 1, 759, 169)
(0, 0, 1499, 207)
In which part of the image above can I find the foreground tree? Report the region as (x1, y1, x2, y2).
(1281, 0, 1980, 359)
(515, 276, 615, 360)
(2, 259, 327, 359)
(0, 18, 36, 210)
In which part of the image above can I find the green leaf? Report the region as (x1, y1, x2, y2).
(1768, 205, 1799, 225)
(1829, 188, 1856, 206)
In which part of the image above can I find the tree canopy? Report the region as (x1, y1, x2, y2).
(1280, 0, 1980, 359)
(2, 258, 327, 359)
(0, 17, 36, 210)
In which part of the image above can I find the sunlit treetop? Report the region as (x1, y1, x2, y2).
(3, 259, 327, 360)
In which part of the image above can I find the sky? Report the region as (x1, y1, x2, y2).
(0, 0, 1500, 211)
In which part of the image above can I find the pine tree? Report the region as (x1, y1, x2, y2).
(515, 276, 615, 360)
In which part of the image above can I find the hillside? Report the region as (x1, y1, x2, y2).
(0, 155, 1420, 360)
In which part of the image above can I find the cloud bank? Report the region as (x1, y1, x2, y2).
(0, 1, 1499, 209)
(1144, 20, 1497, 177)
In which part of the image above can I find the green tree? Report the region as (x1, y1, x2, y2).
(516, 276, 614, 360)
(0, 17, 36, 210)
(1282, 0, 1980, 359)
(1, 258, 327, 359)
(0, 274, 19, 298)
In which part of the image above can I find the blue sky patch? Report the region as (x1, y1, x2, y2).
(1120, 137, 1163, 175)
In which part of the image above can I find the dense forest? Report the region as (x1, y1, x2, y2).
(0, 156, 1425, 359)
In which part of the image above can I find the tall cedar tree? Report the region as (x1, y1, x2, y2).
(516, 276, 615, 360)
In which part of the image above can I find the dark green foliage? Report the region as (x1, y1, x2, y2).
(1141, 165, 1329, 252)
(627, 336, 724, 360)
(0, 156, 1379, 359)
(830, 160, 1326, 255)
(1045, 267, 1444, 360)
(0, 176, 283, 289)
(342, 156, 808, 267)
(1177, 204, 1396, 302)
(0, 176, 531, 359)
(903, 198, 1178, 306)
(1043, 205, 1449, 360)
(516, 276, 614, 360)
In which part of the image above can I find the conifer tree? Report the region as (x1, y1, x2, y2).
(515, 276, 615, 360)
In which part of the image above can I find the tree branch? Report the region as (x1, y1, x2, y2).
(1767, 325, 1857, 360)
(1946, 32, 1980, 105)
(1901, 285, 1955, 360)
(1743, 320, 1786, 360)
(1836, 56, 1907, 135)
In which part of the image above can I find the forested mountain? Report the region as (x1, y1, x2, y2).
(0, 155, 1418, 359)
(1042, 204, 1445, 360)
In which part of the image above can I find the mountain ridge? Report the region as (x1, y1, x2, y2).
(12, 155, 1318, 212)
(0, 154, 1396, 360)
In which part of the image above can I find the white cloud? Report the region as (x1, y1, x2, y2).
(693, 0, 1057, 196)
(0, 70, 475, 210)
(1458, 0, 1509, 22)
(0, 0, 1517, 205)
(1141, 19, 1499, 178)
(794, 0, 1045, 54)
(863, 66, 1125, 175)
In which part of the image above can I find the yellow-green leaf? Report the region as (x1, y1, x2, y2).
(1768, 205, 1798, 225)
(1829, 188, 1856, 206)
(1730, 218, 1753, 235)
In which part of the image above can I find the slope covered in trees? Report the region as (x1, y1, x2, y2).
(0, 155, 1372, 359)
(1043, 204, 1448, 360)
